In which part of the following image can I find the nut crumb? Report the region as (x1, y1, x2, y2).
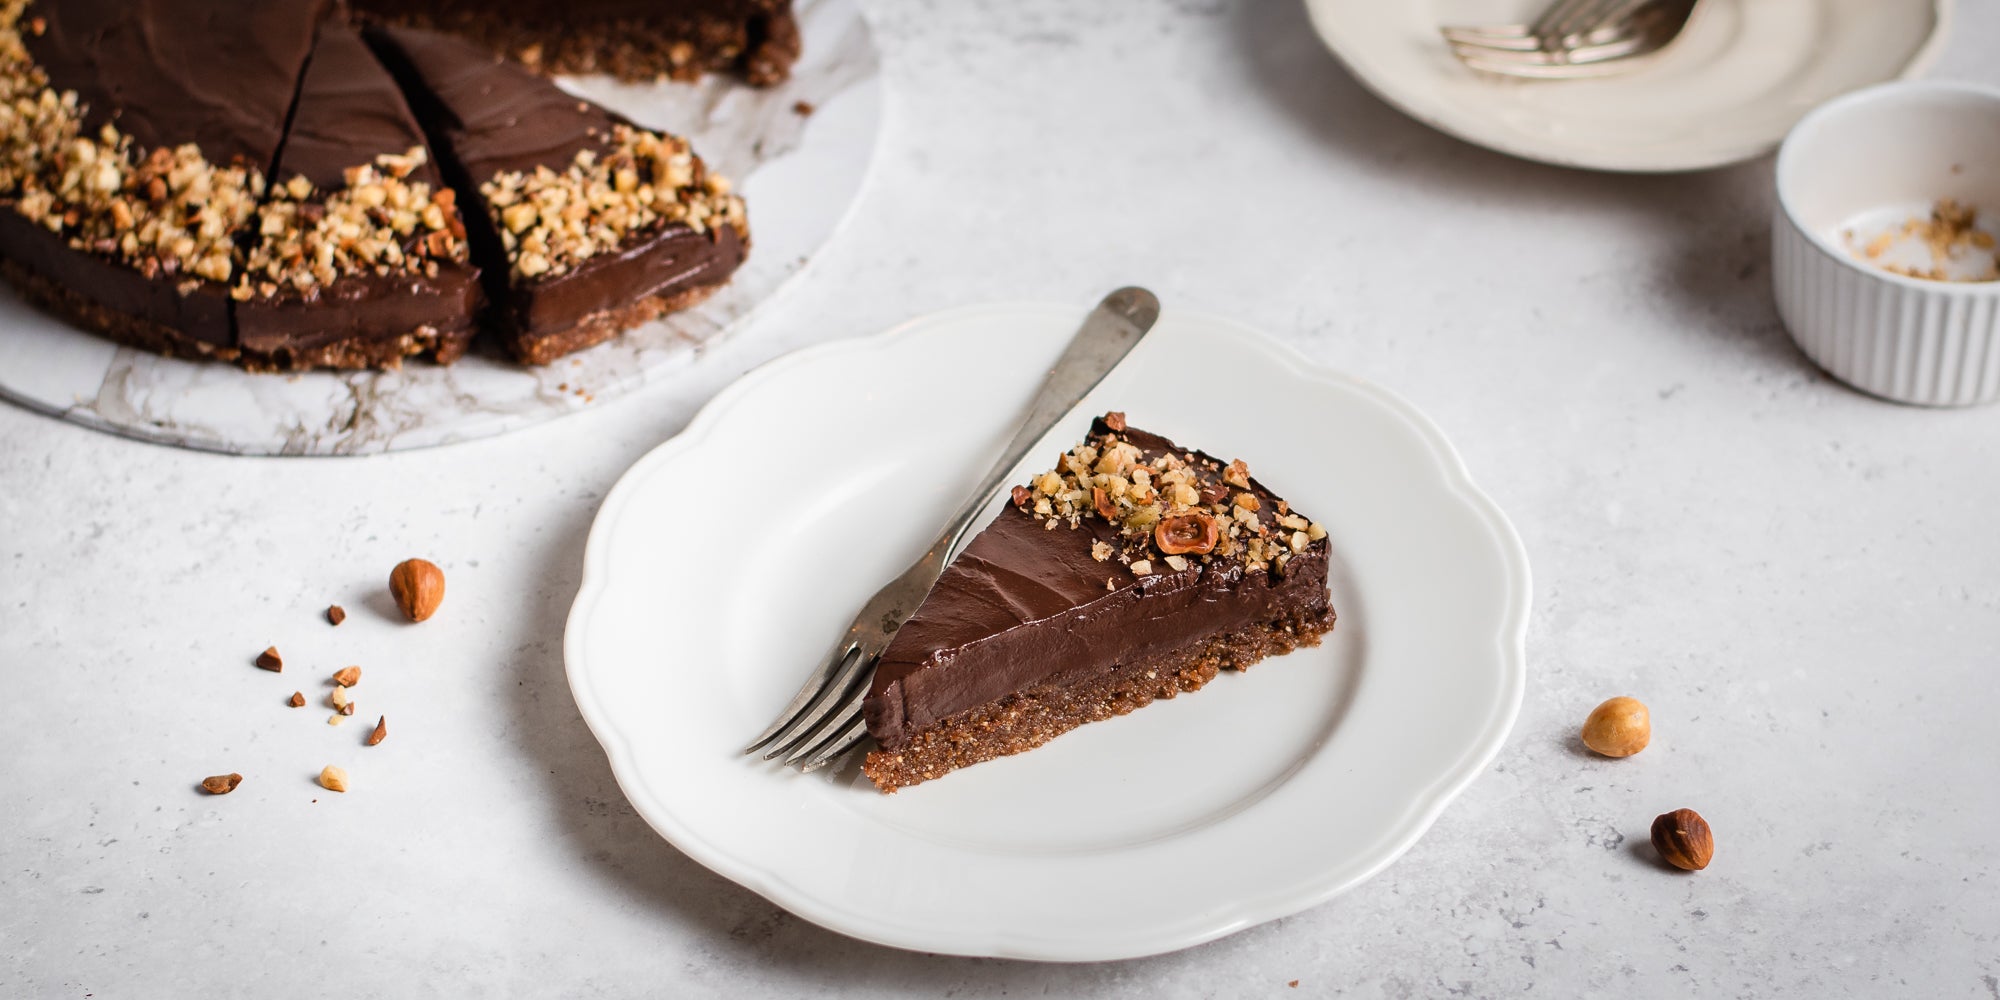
(1844, 198, 2000, 282)
(339, 702, 356, 716)
(332, 666, 360, 688)
(326, 605, 346, 626)
(366, 716, 387, 746)
(318, 765, 349, 792)
(330, 685, 351, 710)
(327, 712, 347, 727)
(255, 646, 283, 672)
(288, 691, 305, 708)
(199, 773, 242, 795)
(1223, 459, 1251, 489)
(792, 100, 815, 116)
(1090, 540, 1112, 562)
(1129, 559, 1153, 576)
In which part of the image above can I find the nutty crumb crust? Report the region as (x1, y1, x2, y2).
(234, 148, 470, 301)
(1013, 412, 1327, 579)
(0, 1, 258, 291)
(482, 123, 745, 280)
(863, 602, 1334, 792)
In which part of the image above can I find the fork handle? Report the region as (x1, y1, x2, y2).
(927, 287, 1162, 564)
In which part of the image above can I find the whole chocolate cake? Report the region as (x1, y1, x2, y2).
(0, 0, 752, 372)
(861, 414, 1337, 792)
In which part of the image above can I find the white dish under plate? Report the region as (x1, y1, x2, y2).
(1302, 0, 1951, 173)
(564, 302, 1531, 961)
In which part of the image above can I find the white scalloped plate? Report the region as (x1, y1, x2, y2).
(563, 302, 1530, 961)
(1305, 0, 1951, 173)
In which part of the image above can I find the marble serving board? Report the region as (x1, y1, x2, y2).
(0, 0, 879, 456)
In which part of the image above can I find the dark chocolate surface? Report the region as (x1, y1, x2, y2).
(270, 23, 444, 191)
(366, 23, 613, 181)
(864, 420, 1334, 749)
(24, 0, 326, 171)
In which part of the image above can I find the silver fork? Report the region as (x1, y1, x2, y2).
(1441, 0, 1642, 52)
(1442, 0, 1700, 79)
(741, 287, 1163, 772)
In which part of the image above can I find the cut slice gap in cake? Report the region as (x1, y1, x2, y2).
(363, 22, 750, 367)
(860, 413, 1336, 792)
(231, 21, 483, 372)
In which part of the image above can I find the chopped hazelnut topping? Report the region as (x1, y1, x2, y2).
(326, 605, 346, 626)
(288, 691, 305, 708)
(1223, 460, 1251, 490)
(1006, 412, 1321, 578)
(480, 124, 745, 280)
(255, 647, 283, 672)
(331, 666, 360, 688)
(235, 148, 468, 301)
(366, 716, 387, 746)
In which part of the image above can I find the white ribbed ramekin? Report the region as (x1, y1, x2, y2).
(1773, 82, 2000, 406)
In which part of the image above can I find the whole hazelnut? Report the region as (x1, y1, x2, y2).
(1154, 512, 1220, 555)
(389, 558, 445, 622)
(1580, 696, 1650, 757)
(1651, 808, 1714, 871)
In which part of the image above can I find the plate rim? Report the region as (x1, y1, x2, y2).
(1299, 0, 1955, 173)
(563, 301, 1532, 960)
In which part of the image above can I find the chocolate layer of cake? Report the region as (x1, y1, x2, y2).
(367, 23, 749, 365)
(2, 0, 324, 353)
(353, 0, 799, 85)
(234, 23, 482, 371)
(862, 417, 1335, 790)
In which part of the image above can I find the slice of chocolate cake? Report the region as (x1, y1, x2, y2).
(232, 23, 482, 371)
(367, 23, 749, 366)
(0, 0, 324, 360)
(861, 414, 1337, 792)
(353, 0, 799, 86)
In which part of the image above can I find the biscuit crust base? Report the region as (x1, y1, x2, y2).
(505, 280, 725, 366)
(861, 604, 1336, 793)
